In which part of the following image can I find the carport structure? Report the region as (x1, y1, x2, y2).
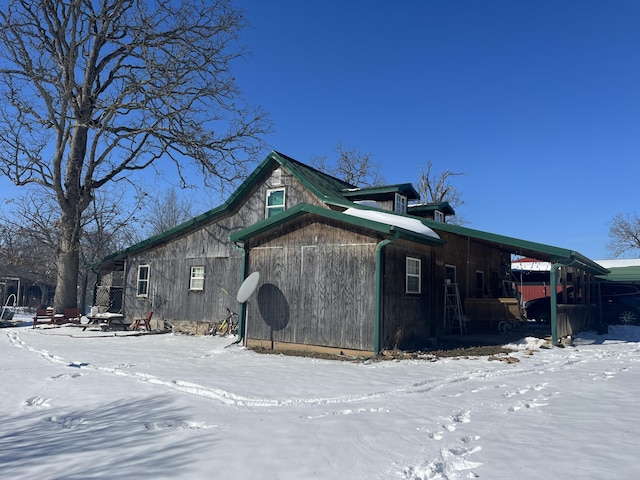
(596, 261, 640, 283)
(421, 220, 610, 344)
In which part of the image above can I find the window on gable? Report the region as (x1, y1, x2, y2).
(406, 257, 422, 294)
(434, 210, 444, 222)
(190, 266, 205, 291)
(270, 167, 282, 186)
(266, 188, 285, 218)
(394, 193, 407, 214)
(137, 265, 150, 297)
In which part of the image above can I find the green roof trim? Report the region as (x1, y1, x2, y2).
(408, 202, 456, 216)
(271, 151, 357, 203)
(341, 183, 420, 200)
(421, 219, 609, 275)
(93, 202, 228, 269)
(596, 266, 640, 282)
(229, 203, 445, 247)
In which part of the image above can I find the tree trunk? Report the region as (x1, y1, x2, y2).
(54, 215, 82, 312)
(38, 282, 49, 307)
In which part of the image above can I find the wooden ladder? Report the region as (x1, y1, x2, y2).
(444, 283, 466, 334)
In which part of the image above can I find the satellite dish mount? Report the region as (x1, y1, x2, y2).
(235, 272, 260, 345)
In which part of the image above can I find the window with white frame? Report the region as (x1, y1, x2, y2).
(190, 266, 205, 291)
(266, 188, 285, 218)
(434, 210, 444, 222)
(394, 193, 407, 214)
(137, 265, 150, 297)
(406, 257, 422, 294)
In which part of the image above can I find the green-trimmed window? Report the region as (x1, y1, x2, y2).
(266, 188, 285, 218)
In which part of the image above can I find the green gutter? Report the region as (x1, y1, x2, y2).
(550, 263, 562, 345)
(374, 229, 399, 355)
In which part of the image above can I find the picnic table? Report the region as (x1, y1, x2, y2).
(33, 307, 82, 328)
(83, 312, 128, 331)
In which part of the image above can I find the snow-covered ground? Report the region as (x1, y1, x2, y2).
(2, 313, 640, 479)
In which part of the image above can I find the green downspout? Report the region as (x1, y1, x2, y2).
(232, 241, 248, 342)
(374, 229, 399, 355)
(550, 263, 562, 345)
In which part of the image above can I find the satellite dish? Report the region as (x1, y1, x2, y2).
(237, 272, 260, 303)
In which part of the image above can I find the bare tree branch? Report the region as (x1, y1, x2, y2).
(141, 187, 195, 237)
(607, 213, 640, 257)
(310, 142, 386, 187)
(416, 161, 467, 225)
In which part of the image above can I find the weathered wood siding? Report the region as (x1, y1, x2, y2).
(431, 231, 507, 335)
(121, 164, 330, 329)
(557, 305, 591, 338)
(123, 230, 231, 326)
(245, 219, 378, 351)
(381, 240, 434, 350)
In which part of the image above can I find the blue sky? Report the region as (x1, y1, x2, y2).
(230, 0, 639, 260)
(1, 0, 638, 260)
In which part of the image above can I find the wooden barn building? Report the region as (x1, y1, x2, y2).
(94, 151, 608, 354)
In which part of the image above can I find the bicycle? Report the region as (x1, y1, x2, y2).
(497, 318, 522, 335)
(210, 307, 238, 336)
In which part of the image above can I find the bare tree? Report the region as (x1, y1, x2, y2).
(416, 161, 467, 225)
(142, 187, 195, 237)
(312, 143, 386, 187)
(607, 213, 640, 257)
(0, 193, 59, 305)
(0, 0, 270, 312)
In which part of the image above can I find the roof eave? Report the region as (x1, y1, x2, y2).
(341, 183, 420, 200)
(230, 203, 444, 247)
(423, 219, 608, 275)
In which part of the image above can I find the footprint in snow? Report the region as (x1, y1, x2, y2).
(68, 361, 90, 368)
(503, 383, 548, 398)
(440, 409, 471, 433)
(589, 370, 620, 381)
(304, 407, 390, 420)
(403, 435, 482, 479)
(47, 415, 89, 430)
(24, 396, 51, 408)
(144, 420, 217, 431)
(509, 400, 549, 412)
(49, 372, 82, 380)
(503, 387, 530, 398)
(425, 429, 444, 440)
